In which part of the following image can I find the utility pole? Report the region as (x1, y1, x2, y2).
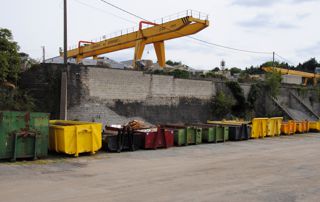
(60, 0, 68, 120)
(63, 0, 67, 65)
(41, 46, 45, 63)
(272, 51, 275, 67)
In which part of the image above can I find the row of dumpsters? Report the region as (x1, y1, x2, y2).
(0, 111, 320, 161)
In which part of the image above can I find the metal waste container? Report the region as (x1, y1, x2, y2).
(103, 126, 141, 152)
(134, 127, 174, 149)
(201, 126, 216, 143)
(162, 124, 202, 146)
(228, 124, 251, 141)
(0, 111, 49, 161)
(49, 120, 102, 157)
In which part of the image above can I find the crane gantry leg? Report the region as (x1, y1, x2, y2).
(134, 40, 146, 67)
(134, 40, 166, 68)
(153, 41, 165, 67)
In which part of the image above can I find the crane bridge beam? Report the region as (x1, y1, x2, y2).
(63, 14, 209, 68)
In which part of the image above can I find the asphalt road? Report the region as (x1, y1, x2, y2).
(1, 133, 320, 202)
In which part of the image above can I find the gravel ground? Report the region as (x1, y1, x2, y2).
(1, 133, 320, 202)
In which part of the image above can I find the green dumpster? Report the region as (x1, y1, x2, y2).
(0, 111, 49, 161)
(186, 127, 202, 145)
(215, 125, 229, 142)
(202, 126, 216, 143)
(174, 128, 187, 146)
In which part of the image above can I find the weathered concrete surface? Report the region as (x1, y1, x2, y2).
(21, 64, 320, 124)
(1, 134, 320, 202)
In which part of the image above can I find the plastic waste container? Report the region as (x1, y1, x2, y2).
(267, 117, 283, 137)
(295, 121, 310, 133)
(281, 120, 296, 135)
(309, 121, 320, 132)
(295, 122, 304, 133)
(49, 120, 102, 157)
(251, 118, 268, 138)
(0, 111, 49, 161)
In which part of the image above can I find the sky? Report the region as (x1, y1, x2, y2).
(1, 0, 320, 70)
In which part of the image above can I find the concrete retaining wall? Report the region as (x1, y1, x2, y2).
(21, 64, 320, 126)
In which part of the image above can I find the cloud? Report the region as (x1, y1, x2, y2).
(297, 42, 320, 56)
(231, 0, 279, 7)
(291, 0, 320, 3)
(231, 0, 320, 7)
(238, 14, 296, 29)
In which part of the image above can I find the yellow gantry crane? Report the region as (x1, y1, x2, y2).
(61, 10, 209, 68)
(262, 66, 320, 86)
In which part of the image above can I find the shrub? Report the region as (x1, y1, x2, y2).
(211, 91, 235, 119)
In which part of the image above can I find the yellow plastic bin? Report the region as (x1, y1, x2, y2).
(267, 117, 283, 137)
(295, 121, 309, 133)
(281, 120, 296, 135)
(309, 121, 320, 132)
(251, 118, 268, 138)
(49, 120, 102, 157)
(304, 121, 310, 133)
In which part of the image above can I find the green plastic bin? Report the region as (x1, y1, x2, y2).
(0, 111, 49, 161)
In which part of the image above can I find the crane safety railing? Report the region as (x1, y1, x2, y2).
(67, 9, 209, 50)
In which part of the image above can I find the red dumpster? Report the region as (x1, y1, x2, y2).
(135, 127, 174, 149)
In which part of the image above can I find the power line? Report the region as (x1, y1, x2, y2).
(187, 36, 272, 54)
(100, 0, 147, 21)
(275, 53, 296, 65)
(73, 0, 136, 24)
(99, 0, 273, 55)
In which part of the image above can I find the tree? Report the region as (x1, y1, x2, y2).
(169, 69, 190, 79)
(230, 67, 242, 75)
(296, 58, 319, 73)
(0, 28, 21, 83)
(260, 61, 291, 69)
(166, 60, 182, 66)
(265, 70, 282, 97)
(244, 66, 263, 75)
(212, 67, 220, 72)
(212, 91, 235, 119)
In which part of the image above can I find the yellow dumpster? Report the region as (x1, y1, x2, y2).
(305, 121, 310, 133)
(309, 121, 320, 132)
(49, 120, 102, 157)
(267, 117, 283, 137)
(251, 118, 268, 138)
(295, 122, 304, 133)
(295, 121, 309, 133)
(281, 120, 296, 135)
